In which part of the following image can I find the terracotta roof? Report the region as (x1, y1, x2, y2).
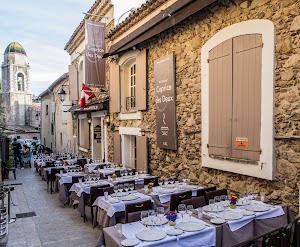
(31, 103, 41, 112)
(107, 0, 167, 40)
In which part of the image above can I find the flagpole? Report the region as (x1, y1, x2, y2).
(83, 12, 108, 19)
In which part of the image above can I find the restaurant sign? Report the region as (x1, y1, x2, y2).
(94, 125, 102, 140)
(154, 53, 177, 150)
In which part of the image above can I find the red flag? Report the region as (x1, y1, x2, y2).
(79, 83, 96, 108)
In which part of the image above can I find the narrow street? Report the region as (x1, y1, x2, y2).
(4, 168, 99, 247)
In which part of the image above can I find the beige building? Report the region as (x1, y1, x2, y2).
(64, 0, 300, 213)
(39, 73, 73, 152)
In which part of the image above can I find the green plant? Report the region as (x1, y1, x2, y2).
(4, 158, 14, 169)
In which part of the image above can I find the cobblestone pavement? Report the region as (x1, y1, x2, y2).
(3, 167, 99, 247)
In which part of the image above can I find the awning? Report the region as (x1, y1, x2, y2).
(67, 98, 109, 113)
(104, 0, 216, 57)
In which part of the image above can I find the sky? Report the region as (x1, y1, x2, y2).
(0, 0, 95, 96)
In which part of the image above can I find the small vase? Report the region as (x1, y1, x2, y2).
(148, 188, 153, 193)
(112, 177, 116, 181)
(169, 220, 176, 226)
(230, 203, 236, 209)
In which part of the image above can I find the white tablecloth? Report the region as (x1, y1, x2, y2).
(122, 216, 216, 247)
(86, 162, 114, 173)
(70, 181, 113, 197)
(93, 192, 152, 217)
(57, 172, 85, 185)
(204, 201, 285, 232)
(152, 185, 203, 204)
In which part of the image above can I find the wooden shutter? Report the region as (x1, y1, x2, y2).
(69, 65, 78, 100)
(136, 136, 148, 173)
(208, 38, 233, 157)
(136, 49, 147, 111)
(232, 34, 262, 161)
(113, 133, 121, 164)
(109, 63, 120, 113)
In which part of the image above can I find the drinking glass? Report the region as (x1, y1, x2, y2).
(124, 170, 128, 177)
(124, 183, 129, 193)
(139, 168, 143, 175)
(169, 178, 174, 184)
(220, 195, 228, 207)
(187, 205, 193, 221)
(182, 178, 187, 185)
(148, 210, 156, 228)
(186, 178, 190, 185)
(129, 169, 133, 176)
(214, 196, 221, 207)
(157, 207, 165, 228)
(158, 178, 163, 187)
(260, 192, 265, 202)
(129, 184, 134, 191)
(164, 179, 169, 186)
(113, 185, 119, 196)
(118, 184, 124, 194)
(178, 204, 186, 222)
(198, 207, 203, 220)
(116, 223, 122, 238)
(141, 211, 149, 227)
(209, 199, 215, 210)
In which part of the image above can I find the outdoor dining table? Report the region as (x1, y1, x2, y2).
(101, 201, 294, 247)
(57, 172, 85, 204)
(93, 191, 153, 245)
(85, 162, 114, 173)
(69, 180, 114, 215)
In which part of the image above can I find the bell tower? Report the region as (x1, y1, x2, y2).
(1, 42, 32, 126)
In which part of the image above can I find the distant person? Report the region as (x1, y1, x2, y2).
(12, 138, 24, 169)
(37, 144, 45, 153)
(23, 144, 30, 156)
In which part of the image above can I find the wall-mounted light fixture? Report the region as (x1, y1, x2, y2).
(57, 87, 68, 102)
(88, 118, 92, 124)
(105, 115, 110, 126)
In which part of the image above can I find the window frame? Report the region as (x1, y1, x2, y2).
(78, 114, 89, 152)
(201, 20, 275, 180)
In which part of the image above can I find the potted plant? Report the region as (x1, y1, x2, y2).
(3, 158, 14, 179)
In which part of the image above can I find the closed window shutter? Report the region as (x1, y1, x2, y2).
(136, 136, 148, 173)
(208, 38, 233, 157)
(136, 49, 147, 111)
(232, 34, 262, 161)
(109, 64, 120, 113)
(113, 133, 121, 164)
(69, 65, 78, 100)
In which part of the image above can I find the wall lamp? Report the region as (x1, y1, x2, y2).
(105, 115, 110, 126)
(140, 129, 151, 136)
(88, 118, 92, 124)
(57, 87, 67, 102)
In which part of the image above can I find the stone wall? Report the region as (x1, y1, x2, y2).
(108, 0, 300, 213)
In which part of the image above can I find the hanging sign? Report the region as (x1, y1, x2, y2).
(154, 53, 177, 150)
(85, 20, 106, 88)
(94, 125, 102, 140)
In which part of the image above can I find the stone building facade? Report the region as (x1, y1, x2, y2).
(105, 0, 300, 213)
(39, 73, 74, 152)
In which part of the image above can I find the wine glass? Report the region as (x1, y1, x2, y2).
(124, 183, 129, 193)
(148, 210, 156, 228)
(158, 178, 163, 187)
(118, 184, 124, 194)
(113, 185, 119, 197)
(214, 196, 220, 207)
(157, 207, 164, 228)
(209, 199, 215, 210)
(178, 204, 186, 222)
(124, 170, 128, 177)
(129, 169, 133, 176)
(187, 205, 193, 221)
(129, 184, 134, 192)
(141, 211, 149, 228)
(169, 178, 174, 185)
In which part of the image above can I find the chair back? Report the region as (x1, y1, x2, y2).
(144, 177, 159, 187)
(77, 159, 87, 168)
(205, 189, 228, 201)
(45, 161, 55, 167)
(169, 191, 192, 211)
(182, 196, 206, 208)
(125, 200, 152, 223)
(196, 186, 217, 204)
(71, 176, 84, 184)
(50, 167, 64, 182)
(90, 184, 111, 205)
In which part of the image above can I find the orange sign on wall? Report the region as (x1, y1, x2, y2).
(235, 137, 249, 149)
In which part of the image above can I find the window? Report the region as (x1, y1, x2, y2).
(17, 73, 24, 91)
(45, 105, 48, 115)
(201, 20, 275, 180)
(110, 49, 147, 118)
(127, 64, 136, 110)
